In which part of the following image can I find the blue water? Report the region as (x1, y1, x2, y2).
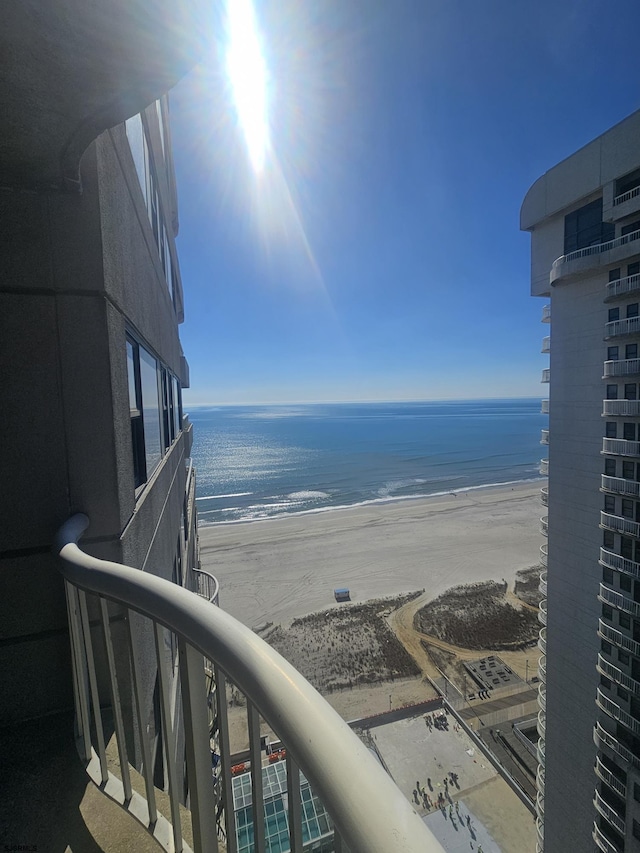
(188, 399, 545, 525)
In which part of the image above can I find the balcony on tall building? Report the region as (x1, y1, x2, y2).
(551, 228, 640, 285)
(538, 682, 546, 711)
(600, 511, 640, 538)
(594, 720, 640, 770)
(54, 515, 442, 853)
(541, 336, 551, 353)
(541, 368, 550, 383)
(598, 619, 640, 657)
(602, 438, 640, 457)
(599, 583, 640, 619)
(540, 429, 549, 445)
(538, 627, 547, 655)
(538, 654, 547, 682)
(541, 398, 550, 414)
(541, 486, 548, 506)
(539, 572, 547, 597)
(595, 756, 627, 800)
(540, 516, 548, 536)
(540, 458, 549, 475)
(604, 316, 640, 340)
(538, 600, 548, 626)
(542, 304, 551, 323)
(605, 272, 640, 302)
(599, 548, 640, 581)
(603, 358, 640, 378)
(593, 820, 623, 853)
(602, 399, 640, 416)
(597, 653, 640, 698)
(540, 543, 548, 566)
(601, 474, 640, 497)
(593, 789, 626, 837)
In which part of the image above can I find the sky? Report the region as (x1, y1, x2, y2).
(171, 0, 640, 406)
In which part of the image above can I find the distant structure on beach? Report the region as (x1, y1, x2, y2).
(521, 108, 640, 853)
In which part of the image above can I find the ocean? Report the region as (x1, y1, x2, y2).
(188, 398, 545, 525)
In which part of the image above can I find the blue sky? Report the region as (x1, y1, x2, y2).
(171, 0, 640, 405)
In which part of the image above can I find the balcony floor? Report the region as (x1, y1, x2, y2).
(0, 711, 162, 853)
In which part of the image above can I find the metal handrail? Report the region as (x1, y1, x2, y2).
(603, 358, 640, 378)
(192, 567, 220, 606)
(552, 227, 640, 269)
(613, 185, 640, 206)
(606, 272, 640, 299)
(55, 514, 440, 853)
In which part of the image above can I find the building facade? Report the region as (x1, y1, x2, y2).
(521, 109, 640, 853)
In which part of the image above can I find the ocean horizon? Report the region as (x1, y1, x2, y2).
(188, 398, 546, 525)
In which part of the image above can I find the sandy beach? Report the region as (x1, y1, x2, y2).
(198, 480, 544, 629)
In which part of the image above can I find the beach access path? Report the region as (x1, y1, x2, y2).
(198, 481, 544, 629)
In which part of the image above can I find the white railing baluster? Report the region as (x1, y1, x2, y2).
(126, 609, 158, 826)
(64, 581, 92, 762)
(99, 598, 133, 803)
(214, 665, 237, 853)
(154, 622, 184, 852)
(286, 754, 303, 853)
(178, 639, 219, 852)
(78, 589, 108, 783)
(248, 702, 266, 853)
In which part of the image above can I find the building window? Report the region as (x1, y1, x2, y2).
(621, 536, 633, 559)
(620, 613, 631, 629)
(604, 495, 616, 513)
(619, 650, 630, 665)
(600, 674, 612, 690)
(622, 498, 634, 518)
(127, 340, 145, 488)
(603, 531, 615, 550)
(623, 461, 636, 480)
(601, 640, 612, 655)
(634, 783, 640, 803)
(618, 686, 629, 702)
(623, 423, 637, 441)
(620, 574, 632, 592)
(609, 307, 620, 323)
(602, 604, 614, 620)
(627, 303, 639, 319)
(564, 198, 614, 254)
(629, 262, 640, 277)
(625, 384, 638, 400)
(606, 422, 617, 439)
(608, 346, 619, 361)
(605, 458, 617, 477)
(609, 268, 621, 283)
(634, 820, 640, 842)
(603, 567, 614, 584)
(621, 220, 640, 237)
(607, 384, 619, 400)
(627, 343, 638, 360)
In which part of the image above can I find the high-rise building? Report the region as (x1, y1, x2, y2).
(521, 108, 640, 853)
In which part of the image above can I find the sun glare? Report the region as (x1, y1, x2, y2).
(225, 0, 270, 173)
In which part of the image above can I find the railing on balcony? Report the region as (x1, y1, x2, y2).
(598, 618, 640, 657)
(538, 627, 546, 655)
(538, 682, 546, 711)
(540, 458, 549, 476)
(537, 710, 545, 740)
(594, 720, 640, 769)
(602, 474, 640, 497)
(192, 567, 220, 606)
(539, 572, 547, 597)
(600, 511, 640, 538)
(542, 304, 551, 323)
(540, 429, 549, 445)
(602, 437, 640, 457)
(541, 368, 550, 383)
(538, 600, 547, 627)
(541, 336, 550, 354)
(593, 821, 623, 853)
(593, 789, 626, 836)
(538, 655, 546, 683)
(606, 272, 640, 300)
(55, 514, 440, 853)
(552, 227, 640, 269)
(603, 399, 640, 417)
(599, 548, 640, 581)
(605, 316, 640, 339)
(540, 516, 548, 536)
(613, 185, 640, 207)
(541, 399, 549, 414)
(599, 583, 640, 619)
(595, 755, 627, 799)
(603, 358, 640, 378)
(597, 653, 640, 698)
(541, 486, 548, 506)
(540, 543, 548, 566)
(536, 737, 545, 766)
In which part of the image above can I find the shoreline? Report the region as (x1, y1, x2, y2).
(196, 476, 546, 528)
(199, 480, 544, 629)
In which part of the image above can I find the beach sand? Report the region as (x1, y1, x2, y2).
(198, 481, 544, 629)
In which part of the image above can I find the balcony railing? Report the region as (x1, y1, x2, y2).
(603, 399, 640, 417)
(540, 429, 549, 445)
(542, 304, 551, 323)
(602, 437, 640, 457)
(595, 755, 627, 799)
(541, 336, 550, 353)
(536, 737, 545, 767)
(599, 548, 640, 581)
(541, 368, 550, 383)
(538, 682, 546, 712)
(613, 185, 640, 207)
(540, 543, 548, 566)
(594, 720, 640, 770)
(597, 653, 640, 698)
(600, 511, 640, 538)
(537, 711, 545, 741)
(605, 316, 640, 339)
(537, 763, 545, 794)
(593, 789, 626, 836)
(541, 399, 549, 414)
(538, 654, 546, 683)
(538, 627, 546, 655)
(602, 475, 640, 497)
(55, 514, 440, 853)
(593, 821, 623, 853)
(552, 227, 640, 270)
(603, 358, 640, 378)
(606, 272, 640, 300)
(539, 572, 547, 597)
(541, 486, 548, 506)
(597, 688, 640, 739)
(538, 600, 547, 626)
(540, 458, 549, 475)
(540, 516, 548, 536)
(192, 567, 220, 606)
(599, 583, 640, 619)
(598, 618, 640, 657)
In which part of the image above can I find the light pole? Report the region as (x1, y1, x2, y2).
(525, 659, 529, 683)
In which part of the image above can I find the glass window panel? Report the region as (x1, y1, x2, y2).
(140, 347, 162, 476)
(125, 114, 148, 203)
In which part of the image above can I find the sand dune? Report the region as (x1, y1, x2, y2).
(198, 481, 544, 629)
